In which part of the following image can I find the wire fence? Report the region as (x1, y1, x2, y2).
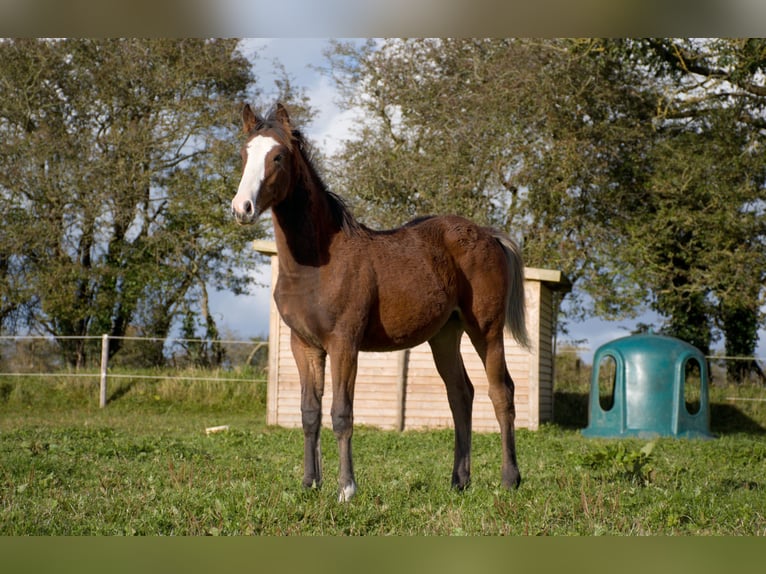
(0, 334, 269, 407)
(2, 335, 764, 409)
(555, 343, 766, 388)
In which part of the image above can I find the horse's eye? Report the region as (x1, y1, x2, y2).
(274, 153, 283, 164)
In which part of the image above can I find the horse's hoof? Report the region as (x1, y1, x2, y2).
(502, 470, 522, 490)
(338, 480, 357, 502)
(451, 478, 471, 492)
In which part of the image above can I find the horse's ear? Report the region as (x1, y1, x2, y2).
(275, 103, 292, 129)
(242, 103, 260, 134)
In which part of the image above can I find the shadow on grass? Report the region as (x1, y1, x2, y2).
(0, 381, 13, 402)
(553, 391, 766, 436)
(710, 403, 766, 435)
(107, 380, 137, 404)
(553, 391, 589, 430)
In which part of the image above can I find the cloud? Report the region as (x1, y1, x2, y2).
(307, 76, 364, 156)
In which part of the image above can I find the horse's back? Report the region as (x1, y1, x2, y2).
(397, 215, 509, 281)
(357, 215, 509, 350)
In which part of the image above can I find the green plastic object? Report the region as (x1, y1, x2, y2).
(581, 333, 714, 439)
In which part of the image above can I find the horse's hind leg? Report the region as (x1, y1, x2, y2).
(291, 331, 326, 490)
(469, 329, 521, 490)
(429, 319, 474, 490)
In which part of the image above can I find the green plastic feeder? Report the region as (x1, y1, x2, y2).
(581, 333, 714, 439)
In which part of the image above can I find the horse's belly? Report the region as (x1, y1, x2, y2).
(360, 290, 455, 352)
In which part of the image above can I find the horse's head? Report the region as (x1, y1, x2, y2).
(231, 103, 296, 225)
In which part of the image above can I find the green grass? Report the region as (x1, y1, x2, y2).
(1, 367, 765, 535)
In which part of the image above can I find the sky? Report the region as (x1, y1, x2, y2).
(209, 38, 766, 361)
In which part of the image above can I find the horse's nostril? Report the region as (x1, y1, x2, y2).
(233, 199, 254, 221)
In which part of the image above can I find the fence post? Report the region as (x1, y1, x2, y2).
(394, 349, 410, 432)
(100, 334, 109, 408)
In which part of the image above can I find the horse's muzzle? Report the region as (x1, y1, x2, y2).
(232, 198, 256, 225)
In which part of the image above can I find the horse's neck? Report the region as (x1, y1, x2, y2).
(272, 178, 339, 270)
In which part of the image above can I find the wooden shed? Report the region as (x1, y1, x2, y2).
(254, 240, 570, 432)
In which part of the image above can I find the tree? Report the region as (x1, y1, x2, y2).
(324, 39, 545, 229)
(323, 38, 766, 371)
(324, 38, 659, 320)
(622, 38, 766, 376)
(0, 39, 264, 367)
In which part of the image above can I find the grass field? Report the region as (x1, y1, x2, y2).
(1, 363, 765, 535)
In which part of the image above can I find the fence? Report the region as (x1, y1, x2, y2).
(556, 344, 766, 389)
(0, 334, 268, 408)
(2, 335, 764, 410)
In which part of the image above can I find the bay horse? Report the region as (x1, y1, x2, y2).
(231, 103, 529, 501)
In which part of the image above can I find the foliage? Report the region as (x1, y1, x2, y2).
(0, 39, 266, 367)
(611, 39, 766, 358)
(323, 38, 658, 319)
(324, 39, 538, 229)
(581, 440, 656, 485)
(322, 38, 766, 374)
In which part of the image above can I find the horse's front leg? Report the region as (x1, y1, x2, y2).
(291, 331, 327, 490)
(329, 346, 359, 501)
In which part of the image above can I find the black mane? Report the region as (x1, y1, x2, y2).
(325, 189, 370, 237)
(285, 129, 367, 237)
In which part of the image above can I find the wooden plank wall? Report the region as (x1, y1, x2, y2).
(264, 255, 562, 432)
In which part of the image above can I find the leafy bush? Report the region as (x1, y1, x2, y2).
(581, 440, 656, 485)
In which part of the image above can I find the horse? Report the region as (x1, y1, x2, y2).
(231, 103, 529, 501)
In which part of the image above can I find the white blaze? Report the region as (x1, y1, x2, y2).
(231, 135, 279, 216)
